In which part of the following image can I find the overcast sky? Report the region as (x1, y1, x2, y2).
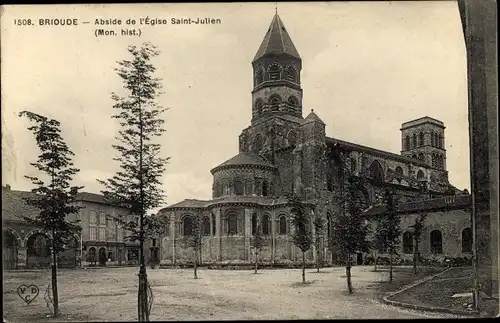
(2, 1, 469, 211)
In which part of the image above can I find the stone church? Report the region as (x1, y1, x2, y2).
(157, 13, 471, 265)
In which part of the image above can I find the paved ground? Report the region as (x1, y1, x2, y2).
(3, 266, 464, 322)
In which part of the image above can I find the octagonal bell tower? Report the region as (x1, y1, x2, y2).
(251, 13, 303, 124)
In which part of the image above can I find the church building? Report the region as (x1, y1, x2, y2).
(156, 13, 472, 266)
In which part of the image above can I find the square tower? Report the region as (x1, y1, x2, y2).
(400, 117, 447, 171)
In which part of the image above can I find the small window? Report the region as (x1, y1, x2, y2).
(462, 228, 472, 253)
(286, 67, 297, 82)
(412, 134, 417, 148)
(90, 210, 97, 224)
(262, 214, 271, 235)
(262, 181, 269, 197)
(430, 230, 443, 254)
(405, 135, 411, 150)
(202, 217, 211, 236)
(234, 180, 244, 196)
(99, 227, 106, 241)
(269, 65, 281, 81)
(403, 231, 413, 254)
(227, 214, 238, 235)
(90, 227, 97, 241)
(251, 213, 257, 235)
(419, 132, 424, 146)
(100, 213, 106, 225)
(182, 216, 193, 236)
(278, 216, 287, 235)
(417, 170, 425, 181)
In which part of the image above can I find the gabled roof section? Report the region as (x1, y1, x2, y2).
(253, 13, 301, 62)
(211, 152, 275, 174)
(302, 109, 325, 125)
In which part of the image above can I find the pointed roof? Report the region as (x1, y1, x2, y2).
(253, 13, 301, 62)
(301, 109, 325, 125)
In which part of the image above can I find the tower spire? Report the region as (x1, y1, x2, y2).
(275, 2, 278, 14)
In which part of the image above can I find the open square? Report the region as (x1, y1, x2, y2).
(3, 266, 460, 322)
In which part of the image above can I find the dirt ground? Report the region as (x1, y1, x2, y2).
(3, 266, 462, 322)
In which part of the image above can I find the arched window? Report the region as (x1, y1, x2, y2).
(278, 216, 287, 235)
(369, 161, 384, 184)
(211, 214, 216, 236)
(254, 99, 264, 116)
(262, 214, 271, 235)
(262, 181, 269, 197)
(462, 227, 472, 253)
(182, 216, 194, 236)
(234, 180, 244, 196)
(202, 217, 211, 236)
(326, 213, 332, 240)
(269, 94, 282, 105)
(288, 96, 298, 106)
(214, 182, 222, 198)
(438, 134, 443, 148)
(417, 170, 425, 181)
(412, 154, 417, 160)
(255, 69, 264, 85)
(251, 213, 257, 235)
(432, 133, 438, 147)
(268, 64, 281, 81)
(419, 132, 424, 146)
(245, 181, 252, 196)
(405, 135, 411, 150)
(285, 66, 297, 82)
(227, 214, 238, 236)
(350, 158, 357, 173)
(287, 129, 297, 146)
(395, 166, 404, 179)
(403, 231, 413, 254)
(253, 134, 264, 153)
(430, 230, 443, 254)
(412, 134, 417, 148)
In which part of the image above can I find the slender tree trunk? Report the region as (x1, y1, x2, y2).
(389, 249, 393, 283)
(346, 253, 353, 294)
(194, 256, 198, 279)
(138, 98, 148, 322)
(413, 242, 418, 274)
(316, 242, 320, 273)
(51, 238, 60, 317)
(254, 251, 258, 274)
(373, 250, 378, 272)
(302, 251, 306, 283)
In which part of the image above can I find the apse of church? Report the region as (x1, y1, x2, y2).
(156, 13, 471, 266)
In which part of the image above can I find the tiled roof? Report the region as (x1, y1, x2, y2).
(2, 187, 121, 222)
(363, 194, 471, 216)
(75, 192, 109, 204)
(1, 188, 40, 222)
(164, 199, 208, 209)
(160, 195, 312, 211)
(326, 137, 430, 168)
(211, 152, 275, 173)
(253, 13, 301, 62)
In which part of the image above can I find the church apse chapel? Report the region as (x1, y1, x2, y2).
(156, 13, 472, 265)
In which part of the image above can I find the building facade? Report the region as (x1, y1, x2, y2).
(156, 13, 471, 265)
(2, 185, 141, 269)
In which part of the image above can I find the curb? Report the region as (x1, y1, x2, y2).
(381, 267, 479, 317)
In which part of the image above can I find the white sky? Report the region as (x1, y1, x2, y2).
(1, 2, 470, 211)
